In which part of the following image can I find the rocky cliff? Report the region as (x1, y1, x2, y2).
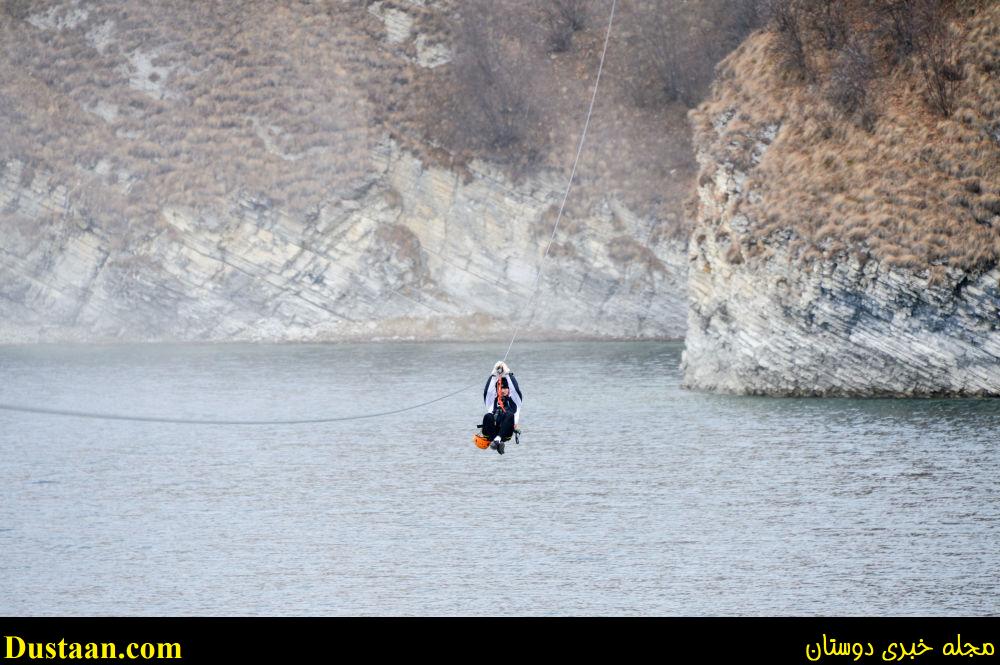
(0, 0, 689, 343)
(683, 6, 1000, 396)
(0, 140, 686, 342)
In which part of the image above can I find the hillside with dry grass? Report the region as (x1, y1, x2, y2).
(385, 0, 758, 235)
(692, 0, 1000, 276)
(0, 0, 763, 255)
(0, 0, 385, 239)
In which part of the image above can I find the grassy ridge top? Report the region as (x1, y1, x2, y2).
(693, 0, 1000, 275)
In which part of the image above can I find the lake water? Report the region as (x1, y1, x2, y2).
(1, 341, 998, 616)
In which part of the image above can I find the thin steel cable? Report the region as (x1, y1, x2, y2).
(0, 380, 478, 425)
(501, 0, 617, 363)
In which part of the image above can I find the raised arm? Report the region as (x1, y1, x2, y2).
(508, 373, 523, 426)
(483, 375, 497, 414)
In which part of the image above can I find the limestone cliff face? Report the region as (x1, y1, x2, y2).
(0, 139, 686, 342)
(683, 109, 1000, 396)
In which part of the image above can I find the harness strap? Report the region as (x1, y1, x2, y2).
(496, 376, 506, 413)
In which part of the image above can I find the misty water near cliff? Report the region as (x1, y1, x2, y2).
(2, 342, 998, 615)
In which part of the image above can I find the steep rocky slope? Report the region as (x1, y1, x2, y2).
(683, 3, 1000, 395)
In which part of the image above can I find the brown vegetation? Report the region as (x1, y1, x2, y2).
(434, 0, 545, 170)
(764, 0, 968, 119)
(0, 0, 380, 243)
(2, 0, 752, 248)
(623, 0, 763, 109)
(545, 0, 589, 54)
(391, 0, 733, 232)
(693, 0, 1000, 274)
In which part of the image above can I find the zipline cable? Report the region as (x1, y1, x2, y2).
(501, 0, 617, 363)
(0, 380, 478, 425)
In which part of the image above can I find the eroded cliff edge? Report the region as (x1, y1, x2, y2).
(683, 6, 1000, 396)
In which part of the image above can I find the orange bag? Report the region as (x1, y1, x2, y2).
(473, 433, 492, 449)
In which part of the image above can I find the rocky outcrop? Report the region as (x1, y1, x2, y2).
(0, 139, 687, 343)
(683, 109, 1000, 396)
(367, 0, 452, 68)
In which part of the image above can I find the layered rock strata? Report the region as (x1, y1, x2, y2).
(683, 111, 1000, 396)
(0, 140, 686, 343)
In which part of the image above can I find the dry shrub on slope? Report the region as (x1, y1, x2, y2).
(693, 0, 1000, 274)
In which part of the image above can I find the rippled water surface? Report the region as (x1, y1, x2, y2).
(1, 342, 998, 615)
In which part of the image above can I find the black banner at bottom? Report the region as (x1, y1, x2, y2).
(0, 617, 997, 663)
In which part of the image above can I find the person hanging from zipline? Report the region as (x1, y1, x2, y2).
(474, 361, 523, 455)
